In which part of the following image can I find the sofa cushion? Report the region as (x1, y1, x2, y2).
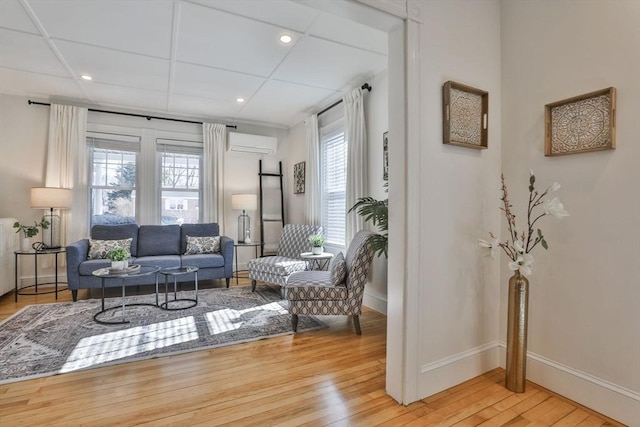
(87, 238, 133, 260)
(184, 235, 220, 255)
(135, 255, 181, 269)
(137, 225, 181, 256)
(247, 256, 308, 277)
(79, 259, 113, 276)
(91, 224, 139, 257)
(180, 223, 220, 254)
(181, 254, 225, 269)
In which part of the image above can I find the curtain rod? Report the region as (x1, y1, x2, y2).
(317, 83, 372, 117)
(27, 100, 237, 129)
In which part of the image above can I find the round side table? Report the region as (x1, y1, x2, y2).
(159, 266, 199, 310)
(300, 252, 334, 271)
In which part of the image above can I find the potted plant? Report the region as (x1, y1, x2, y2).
(13, 219, 50, 251)
(308, 234, 325, 255)
(108, 246, 129, 271)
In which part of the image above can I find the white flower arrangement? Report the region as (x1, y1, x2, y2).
(479, 171, 569, 276)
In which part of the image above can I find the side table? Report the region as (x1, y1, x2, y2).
(234, 242, 261, 284)
(159, 266, 199, 310)
(14, 248, 67, 302)
(300, 252, 334, 271)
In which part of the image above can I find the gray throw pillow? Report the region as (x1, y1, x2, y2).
(331, 252, 347, 286)
(87, 238, 133, 260)
(184, 235, 221, 255)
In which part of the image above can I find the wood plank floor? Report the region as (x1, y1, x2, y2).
(0, 279, 624, 426)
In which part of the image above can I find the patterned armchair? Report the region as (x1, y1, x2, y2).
(287, 230, 375, 335)
(248, 224, 323, 296)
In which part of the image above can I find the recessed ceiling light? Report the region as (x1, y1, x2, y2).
(80, 75, 92, 81)
(279, 34, 293, 44)
(236, 98, 245, 103)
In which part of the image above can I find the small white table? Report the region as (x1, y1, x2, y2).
(300, 252, 333, 271)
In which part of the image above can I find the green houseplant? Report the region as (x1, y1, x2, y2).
(308, 234, 325, 255)
(348, 196, 388, 258)
(13, 219, 50, 251)
(108, 246, 130, 271)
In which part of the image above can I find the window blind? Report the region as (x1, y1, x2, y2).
(321, 120, 347, 247)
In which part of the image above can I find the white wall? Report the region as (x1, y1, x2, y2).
(501, 1, 640, 423)
(278, 120, 306, 226)
(414, 0, 503, 398)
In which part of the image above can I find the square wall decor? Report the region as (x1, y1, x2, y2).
(545, 87, 616, 156)
(443, 80, 488, 149)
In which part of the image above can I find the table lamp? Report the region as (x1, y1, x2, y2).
(231, 194, 257, 243)
(31, 187, 72, 249)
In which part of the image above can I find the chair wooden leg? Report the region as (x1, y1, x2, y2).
(353, 315, 362, 335)
(251, 280, 256, 292)
(291, 314, 298, 332)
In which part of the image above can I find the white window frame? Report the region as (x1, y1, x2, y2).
(320, 117, 347, 250)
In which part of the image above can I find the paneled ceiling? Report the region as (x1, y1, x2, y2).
(0, 0, 388, 128)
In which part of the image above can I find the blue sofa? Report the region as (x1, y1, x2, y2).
(66, 223, 233, 301)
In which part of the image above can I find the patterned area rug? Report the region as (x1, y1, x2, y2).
(0, 285, 325, 384)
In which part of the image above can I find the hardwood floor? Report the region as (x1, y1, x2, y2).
(0, 279, 624, 426)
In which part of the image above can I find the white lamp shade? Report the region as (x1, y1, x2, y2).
(31, 187, 72, 209)
(231, 194, 257, 211)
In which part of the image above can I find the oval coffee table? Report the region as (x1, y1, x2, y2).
(92, 265, 161, 325)
(159, 266, 199, 310)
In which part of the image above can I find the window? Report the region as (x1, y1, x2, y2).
(320, 119, 347, 247)
(88, 135, 140, 228)
(158, 142, 202, 225)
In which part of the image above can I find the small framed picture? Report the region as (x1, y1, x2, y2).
(382, 131, 389, 180)
(442, 81, 488, 149)
(545, 87, 616, 156)
(294, 161, 305, 194)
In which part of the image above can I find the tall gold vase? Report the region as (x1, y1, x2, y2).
(506, 270, 529, 393)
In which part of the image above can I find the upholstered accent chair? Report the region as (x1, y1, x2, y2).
(248, 224, 323, 296)
(286, 230, 375, 335)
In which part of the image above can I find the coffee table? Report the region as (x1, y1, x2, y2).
(92, 265, 161, 325)
(159, 266, 199, 310)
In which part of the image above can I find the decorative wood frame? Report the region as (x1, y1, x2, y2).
(293, 161, 305, 194)
(442, 81, 488, 149)
(545, 87, 616, 156)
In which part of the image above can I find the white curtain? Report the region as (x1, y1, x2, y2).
(304, 114, 321, 225)
(202, 123, 226, 231)
(344, 87, 367, 246)
(45, 103, 88, 245)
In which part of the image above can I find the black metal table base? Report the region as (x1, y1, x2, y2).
(160, 298, 198, 311)
(93, 302, 159, 325)
(17, 282, 68, 296)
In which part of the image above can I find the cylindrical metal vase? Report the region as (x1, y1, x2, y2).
(506, 271, 529, 393)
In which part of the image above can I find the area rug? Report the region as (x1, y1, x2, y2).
(0, 285, 325, 385)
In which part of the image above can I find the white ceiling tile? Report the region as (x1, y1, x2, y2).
(189, 0, 320, 33)
(86, 83, 168, 112)
(177, 2, 297, 77)
(0, 29, 68, 77)
(54, 40, 170, 91)
(236, 80, 337, 127)
(170, 94, 243, 119)
(272, 36, 386, 90)
(28, 0, 174, 58)
(173, 63, 265, 102)
(0, 0, 39, 34)
(307, 12, 387, 55)
(0, 68, 84, 98)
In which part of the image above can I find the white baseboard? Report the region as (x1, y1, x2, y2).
(418, 341, 500, 398)
(497, 342, 640, 426)
(19, 273, 67, 287)
(363, 290, 387, 314)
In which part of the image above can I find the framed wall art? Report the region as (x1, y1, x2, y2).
(544, 87, 616, 156)
(442, 80, 488, 149)
(294, 161, 305, 194)
(382, 131, 389, 180)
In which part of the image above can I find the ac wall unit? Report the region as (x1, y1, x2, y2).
(227, 132, 277, 154)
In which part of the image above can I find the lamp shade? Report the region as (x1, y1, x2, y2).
(231, 194, 257, 211)
(31, 187, 72, 209)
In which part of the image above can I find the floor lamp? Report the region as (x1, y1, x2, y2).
(231, 194, 257, 243)
(31, 187, 72, 249)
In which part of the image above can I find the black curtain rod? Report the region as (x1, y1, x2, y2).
(317, 83, 372, 117)
(28, 100, 237, 129)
